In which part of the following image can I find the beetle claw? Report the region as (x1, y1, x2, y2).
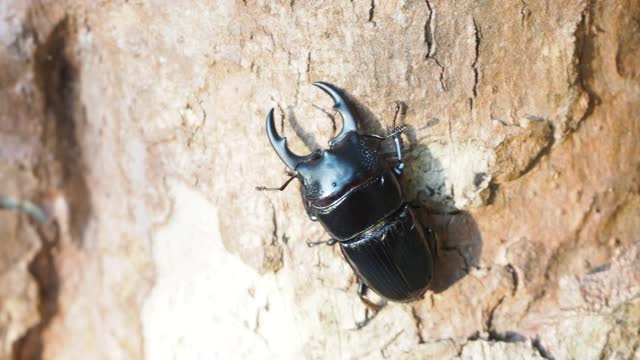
(354, 308, 375, 329)
(266, 108, 310, 170)
(353, 281, 387, 329)
(312, 82, 358, 142)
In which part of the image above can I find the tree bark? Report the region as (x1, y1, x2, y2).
(0, 0, 638, 358)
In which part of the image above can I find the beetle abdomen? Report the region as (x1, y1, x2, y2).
(339, 206, 434, 302)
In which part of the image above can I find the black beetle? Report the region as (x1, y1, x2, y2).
(258, 82, 435, 327)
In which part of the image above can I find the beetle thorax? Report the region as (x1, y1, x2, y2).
(297, 132, 382, 207)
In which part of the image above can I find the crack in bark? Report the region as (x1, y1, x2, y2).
(32, 17, 91, 247)
(368, 0, 376, 25)
(432, 57, 447, 91)
(12, 224, 60, 359)
(572, 0, 599, 134)
(263, 201, 284, 273)
(471, 18, 480, 98)
(443, 329, 557, 358)
(423, 0, 447, 91)
(520, 0, 528, 26)
(469, 18, 481, 110)
(461, 321, 556, 359)
(254, 306, 261, 333)
(505, 263, 519, 296)
(455, 333, 558, 359)
(380, 330, 404, 358)
(185, 99, 207, 148)
(258, 25, 276, 51)
(532, 336, 555, 360)
(411, 306, 425, 344)
(484, 296, 505, 334)
(270, 202, 278, 245)
(14, 17, 89, 358)
(424, 0, 434, 55)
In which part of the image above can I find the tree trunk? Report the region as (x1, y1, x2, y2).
(1, 0, 638, 358)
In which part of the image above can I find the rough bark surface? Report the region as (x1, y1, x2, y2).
(0, 1, 638, 359)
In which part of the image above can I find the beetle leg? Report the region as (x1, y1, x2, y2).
(390, 102, 405, 176)
(284, 168, 298, 177)
(306, 239, 334, 247)
(256, 176, 296, 191)
(362, 103, 406, 175)
(301, 197, 318, 222)
(355, 281, 386, 329)
(306, 238, 337, 247)
(361, 126, 405, 141)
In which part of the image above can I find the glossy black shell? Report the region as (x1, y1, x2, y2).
(265, 82, 434, 302)
(297, 131, 433, 301)
(298, 132, 403, 241)
(340, 206, 434, 301)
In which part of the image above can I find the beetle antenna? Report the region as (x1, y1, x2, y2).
(256, 175, 297, 192)
(392, 101, 402, 129)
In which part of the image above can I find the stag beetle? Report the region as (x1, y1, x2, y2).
(258, 82, 435, 327)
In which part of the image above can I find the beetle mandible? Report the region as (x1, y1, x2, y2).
(258, 82, 435, 327)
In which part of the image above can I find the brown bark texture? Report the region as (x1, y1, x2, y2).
(0, 0, 639, 359)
